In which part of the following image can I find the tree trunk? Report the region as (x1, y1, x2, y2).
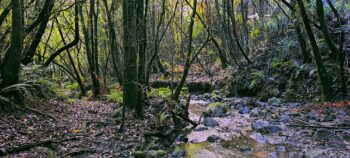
(135, 0, 148, 117)
(1, 0, 23, 88)
(172, 0, 197, 101)
(123, 0, 138, 108)
(297, 0, 333, 101)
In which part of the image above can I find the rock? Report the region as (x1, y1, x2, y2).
(276, 146, 286, 152)
(193, 127, 208, 132)
(212, 95, 223, 102)
(147, 150, 167, 157)
(313, 129, 332, 141)
(175, 134, 188, 142)
(319, 114, 336, 122)
(203, 117, 219, 127)
(250, 132, 266, 143)
(239, 145, 251, 153)
(171, 148, 186, 158)
(207, 135, 221, 142)
(239, 107, 250, 114)
(268, 152, 279, 158)
(339, 120, 350, 127)
(251, 120, 281, 134)
(208, 102, 227, 110)
(288, 111, 301, 117)
(203, 93, 211, 99)
(250, 107, 267, 117)
(304, 149, 324, 158)
(268, 97, 281, 106)
(212, 106, 226, 117)
(304, 112, 316, 119)
(132, 151, 147, 158)
(267, 136, 286, 144)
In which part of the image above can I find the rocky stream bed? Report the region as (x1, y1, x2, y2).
(168, 95, 350, 158)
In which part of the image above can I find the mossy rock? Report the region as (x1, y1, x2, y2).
(132, 150, 147, 158)
(147, 150, 168, 157)
(207, 102, 229, 111)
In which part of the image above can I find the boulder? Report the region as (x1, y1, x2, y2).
(171, 148, 186, 158)
(304, 149, 324, 158)
(212, 106, 226, 116)
(132, 151, 147, 158)
(203, 117, 219, 127)
(207, 135, 222, 142)
(239, 107, 250, 114)
(147, 150, 167, 157)
(250, 132, 266, 143)
(268, 97, 281, 106)
(313, 129, 332, 141)
(251, 120, 281, 134)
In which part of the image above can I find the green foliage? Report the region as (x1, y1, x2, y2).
(271, 58, 294, 69)
(106, 89, 123, 103)
(193, 23, 204, 38)
(0, 83, 45, 112)
(150, 111, 170, 128)
(148, 87, 172, 98)
(207, 102, 227, 110)
(65, 82, 79, 91)
(148, 87, 188, 99)
(249, 69, 265, 89)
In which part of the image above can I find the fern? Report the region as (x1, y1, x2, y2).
(249, 69, 265, 89)
(0, 82, 45, 112)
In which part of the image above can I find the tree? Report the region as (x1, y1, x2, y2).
(122, 0, 138, 108)
(1, 0, 23, 88)
(297, 0, 333, 101)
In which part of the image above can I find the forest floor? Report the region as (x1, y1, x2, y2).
(0, 100, 153, 158)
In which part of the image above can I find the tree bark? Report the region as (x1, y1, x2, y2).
(297, 0, 333, 101)
(1, 0, 23, 88)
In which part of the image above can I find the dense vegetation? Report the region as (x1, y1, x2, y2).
(0, 0, 349, 157)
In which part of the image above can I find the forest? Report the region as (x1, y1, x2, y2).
(0, 0, 349, 157)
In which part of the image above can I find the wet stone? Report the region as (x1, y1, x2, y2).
(304, 149, 325, 158)
(132, 151, 147, 158)
(193, 127, 208, 132)
(203, 117, 219, 127)
(313, 129, 332, 141)
(212, 106, 226, 117)
(268, 152, 279, 158)
(276, 146, 286, 152)
(250, 132, 266, 143)
(171, 149, 186, 158)
(207, 135, 222, 142)
(239, 145, 251, 153)
(319, 114, 336, 122)
(239, 107, 250, 114)
(268, 97, 281, 106)
(147, 150, 167, 157)
(252, 120, 281, 134)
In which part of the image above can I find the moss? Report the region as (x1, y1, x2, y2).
(148, 87, 188, 99)
(207, 102, 227, 110)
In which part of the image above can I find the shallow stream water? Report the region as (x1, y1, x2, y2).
(182, 99, 293, 158)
